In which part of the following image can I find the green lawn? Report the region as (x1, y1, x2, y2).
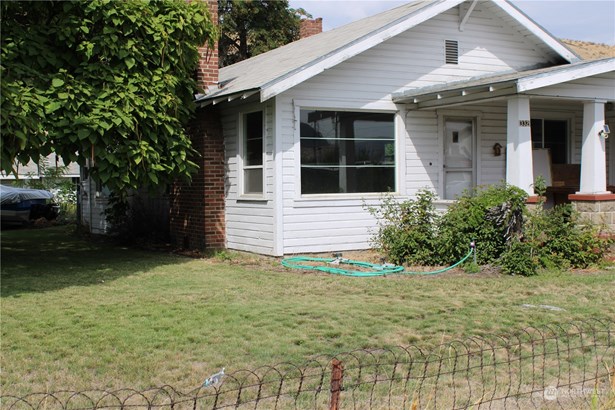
(1, 225, 614, 396)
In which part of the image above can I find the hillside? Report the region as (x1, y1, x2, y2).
(561, 39, 615, 60)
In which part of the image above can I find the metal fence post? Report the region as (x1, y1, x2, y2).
(329, 359, 344, 410)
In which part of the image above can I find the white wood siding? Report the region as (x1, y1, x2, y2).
(276, 95, 602, 253)
(275, 93, 390, 254)
(405, 111, 440, 195)
(275, 3, 562, 254)
(276, 3, 572, 254)
(217, 4, 610, 254)
(221, 98, 276, 255)
(290, 4, 553, 105)
(438, 101, 589, 189)
(436, 104, 508, 188)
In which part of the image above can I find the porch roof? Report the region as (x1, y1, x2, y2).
(392, 57, 615, 109)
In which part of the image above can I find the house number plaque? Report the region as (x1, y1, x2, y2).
(519, 120, 531, 127)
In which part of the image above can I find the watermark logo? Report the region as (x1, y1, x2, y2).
(542, 385, 605, 401)
(543, 386, 558, 401)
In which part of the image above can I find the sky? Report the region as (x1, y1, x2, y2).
(288, 0, 615, 45)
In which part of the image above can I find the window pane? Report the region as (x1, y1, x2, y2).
(300, 139, 395, 166)
(301, 138, 340, 166)
(244, 168, 263, 194)
(531, 119, 543, 149)
(301, 167, 341, 194)
(348, 140, 393, 165)
(355, 166, 395, 193)
(349, 113, 394, 140)
(445, 171, 472, 199)
(244, 112, 263, 166)
(444, 120, 473, 168)
(301, 166, 395, 194)
(300, 110, 395, 194)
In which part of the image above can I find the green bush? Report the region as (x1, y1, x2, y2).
(366, 190, 440, 265)
(368, 183, 611, 275)
(438, 183, 527, 265)
(521, 204, 610, 270)
(500, 240, 538, 276)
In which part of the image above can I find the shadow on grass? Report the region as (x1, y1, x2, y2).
(1, 224, 188, 297)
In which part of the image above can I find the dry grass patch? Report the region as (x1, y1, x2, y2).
(1, 225, 614, 397)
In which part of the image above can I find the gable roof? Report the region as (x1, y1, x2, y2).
(198, 0, 579, 106)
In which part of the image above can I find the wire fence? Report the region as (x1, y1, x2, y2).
(2, 319, 614, 409)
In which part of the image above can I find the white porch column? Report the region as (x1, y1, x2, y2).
(578, 101, 609, 194)
(506, 96, 534, 195)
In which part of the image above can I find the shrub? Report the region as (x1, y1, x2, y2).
(495, 203, 610, 276)
(366, 190, 440, 265)
(522, 204, 610, 270)
(438, 183, 527, 265)
(500, 240, 538, 276)
(368, 182, 611, 275)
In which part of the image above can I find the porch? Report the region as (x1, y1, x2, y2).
(394, 58, 615, 228)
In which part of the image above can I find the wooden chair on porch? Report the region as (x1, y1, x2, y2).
(548, 164, 580, 206)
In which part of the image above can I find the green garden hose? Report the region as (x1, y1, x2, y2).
(281, 243, 475, 277)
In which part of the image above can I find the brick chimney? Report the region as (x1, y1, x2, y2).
(299, 18, 323, 39)
(196, 0, 219, 92)
(170, 0, 225, 252)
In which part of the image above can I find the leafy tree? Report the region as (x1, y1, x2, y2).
(218, 0, 309, 67)
(1, 0, 217, 205)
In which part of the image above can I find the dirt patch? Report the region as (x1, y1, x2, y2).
(141, 239, 615, 279)
(217, 248, 505, 279)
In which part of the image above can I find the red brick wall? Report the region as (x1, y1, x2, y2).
(299, 18, 323, 39)
(196, 0, 219, 91)
(169, 0, 225, 251)
(169, 106, 225, 250)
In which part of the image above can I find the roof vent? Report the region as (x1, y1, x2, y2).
(445, 40, 459, 65)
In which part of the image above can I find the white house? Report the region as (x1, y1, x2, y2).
(170, 0, 615, 256)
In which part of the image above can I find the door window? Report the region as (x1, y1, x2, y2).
(444, 119, 475, 199)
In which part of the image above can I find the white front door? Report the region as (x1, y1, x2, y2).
(444, 118, 475, 199)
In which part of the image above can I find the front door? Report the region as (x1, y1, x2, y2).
(444, 118, 475, 199)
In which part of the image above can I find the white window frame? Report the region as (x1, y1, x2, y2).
(295, 102, 399, 199)
(238, 109, 265, 198)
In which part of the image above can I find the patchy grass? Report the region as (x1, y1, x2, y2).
(1, 225, 614, 396)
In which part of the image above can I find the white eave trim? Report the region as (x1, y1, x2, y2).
(195, 89, 259, 107)
(259, 0, 465, 102)
(394, 58, 615, 108)
(494, 1, 580, 63)
(409, 85, 517, 109)
(516, 58, 615, 92)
